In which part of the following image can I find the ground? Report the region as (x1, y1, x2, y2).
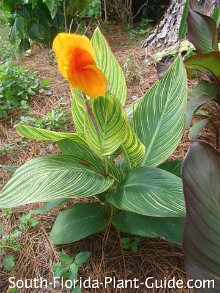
(0, 24, 219, 293)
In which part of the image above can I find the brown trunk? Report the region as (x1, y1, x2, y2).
(142, 0, 220, 49)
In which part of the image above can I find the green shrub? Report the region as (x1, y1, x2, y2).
(1, 0, 101, 54)
(0, 61, 50, 118)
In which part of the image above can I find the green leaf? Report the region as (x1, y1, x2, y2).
(189, 119, 209, 140)
(178, 0, 190, 39)
(158, 159, 182, 177)
(27, 23, 47, 43)
(32, 198, 70, 214)
(188, 80, 218, 100)
(10, 17, 24, 41)
(53, 265, 68, 278)
(16, 124, 85, 143)
(212, 8, 220, 28)
(18, 38, 30, 54)
(187, 8, 218, 54)
(91, 28, 126, 106)
(44, 0, 60, 18)
(50, 203, 109, 244)
(0, 156, 114, 208)
(121, 125, 145, 168)
(71, 90, 86, 133)
(59, 252, 73, 265)
(184, 52, 220, 81)
(3, 255, 15, 271)
(185, 81, 217, 128)
(57, 139, 124, 182)
(84, 93, 127, 156)
(74, 0, 88, 12)
(74, 251, 91, 266)
(0, 165, 17, 173)
(182, 141, 220, 292)
(132, 57, 187, 167)
(107, 166, 185, 217)
(112, 211, 183, 244)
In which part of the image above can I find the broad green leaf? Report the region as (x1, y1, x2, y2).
(91, 27, 126, 106)
(27, 23, 47, 43)
(178, 0, 190, 40)
(189, 119, 209, 140)
(50, 203, 109, 244)
(16, 124, 85, 143)
(107, 166, 185, 217)
(188, 80, 218, 100)
(57, 138, 124, 182)
(212, 8, 220, 27)
(0, 155, 114, 208)
(187, 8, 218, 54)
(44, 0, 60, 18)
(184, 52, 220, 80)
(9, 17, 24, 41)
(158, 159, 182, 177)
(132, 57, 187, 167)
(85, 93, 127, 156)
(112, 211, 183, 244)
(71, 89, 86, 133)
(185, 81, 217, 128)
(182, 141, 220, 292)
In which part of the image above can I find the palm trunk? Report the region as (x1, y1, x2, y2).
(142, 0, 220, 48)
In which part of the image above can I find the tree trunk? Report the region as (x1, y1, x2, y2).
(142, 0, 220, 49)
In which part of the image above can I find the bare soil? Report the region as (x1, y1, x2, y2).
(0, 24, 219, 293)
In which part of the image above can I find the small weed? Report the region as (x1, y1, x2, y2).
(123, 56, 133, 77)
(0, 210, 39, 272)
(0, 139, 28, 155)
(18, 107, 70, 132)
(126, 18, 153, 36)
(19, 212, 39, 230)
(122, 236, 141, 252)
(53, 251, 91, 293)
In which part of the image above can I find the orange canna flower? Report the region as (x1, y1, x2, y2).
(53, 33, 107, 98)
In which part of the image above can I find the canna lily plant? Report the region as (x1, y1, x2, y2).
(0, 28, 188, 245)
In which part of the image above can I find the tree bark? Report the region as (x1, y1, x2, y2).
(142, 0, 220, 49)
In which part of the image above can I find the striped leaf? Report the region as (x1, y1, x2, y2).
(121, 125, 145, 168)
(107, 166, 185, 217)
(71, 89, 86, 133)
(91, 27, 126, 106)
(57, 139, 124, 183)
(84, 93, 127, 156)
(0, 155, 114, 208)
(132, 56, 187, 167)
(16, 124, 85, 143)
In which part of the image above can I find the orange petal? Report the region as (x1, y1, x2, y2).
(53, 33, 95, 79)
(68, 65, 107, 98)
